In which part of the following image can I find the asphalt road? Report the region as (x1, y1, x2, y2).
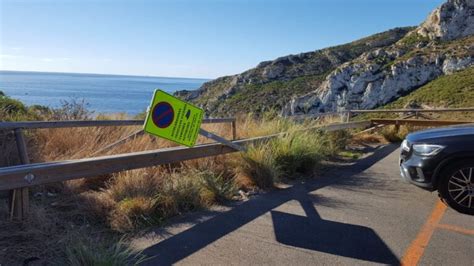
(134, 144, 474, 265)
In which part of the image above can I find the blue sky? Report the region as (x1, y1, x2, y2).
(0, 0, 444, 79)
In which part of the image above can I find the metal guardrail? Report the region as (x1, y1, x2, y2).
(0, 117, 237, 219)
(349, 107, 474, 114)
(286, 107, 474, 123)
(371, 119, 474, 127)
(2, 107, 474, 220)
(0, 118, 236, 130)
(0, 121, 371, 191)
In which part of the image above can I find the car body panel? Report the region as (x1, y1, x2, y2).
(400, 124, 474, 191)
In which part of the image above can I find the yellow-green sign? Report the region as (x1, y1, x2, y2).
(144, 89, 204, 147)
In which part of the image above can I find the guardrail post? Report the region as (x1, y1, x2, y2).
(394, 121, 400, 133)
(231, 120, 237, 140)
(346, 111, 352, 123)
(10, 129, 30, 220)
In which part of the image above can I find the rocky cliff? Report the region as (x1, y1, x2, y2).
(417, 0, 474, 41)
(177, 0, 474, 116)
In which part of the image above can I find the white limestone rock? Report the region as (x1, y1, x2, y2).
(284, 55, 473, 115)
(282, 0, 474, 116)
(417, 0, 474, 41)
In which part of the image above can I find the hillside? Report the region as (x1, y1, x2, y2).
(385, 66, 474, 109)
(354, 66, 474, 121)
(176, 27, 413, 115)
(178, 0, 474, 116)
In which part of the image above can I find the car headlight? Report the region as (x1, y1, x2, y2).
(401, 139, 410, 152)
(412, 144, 445, 156)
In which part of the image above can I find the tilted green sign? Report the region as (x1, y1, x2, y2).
(144, 89, 204, 147)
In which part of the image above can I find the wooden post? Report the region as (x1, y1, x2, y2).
(394, 121, 400, 133)
(346, 111, 352, 123)
(231, 120, 237, 140)
(10, 129, 30, 220)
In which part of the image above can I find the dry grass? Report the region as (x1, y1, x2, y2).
(237, 144, 278, 188)
(234, 128, 345, 188)
(78, 160, 239, 232)
(351, 132, 388, 145)
(1, 110, 355, 263)
(0, 130, 20, 166)
(66, 238, 148, 266)
(82, 167, 218, 232)
(380, 125, 412, 143)
(0, 195, 144, 265)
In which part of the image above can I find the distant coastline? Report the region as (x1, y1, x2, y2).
(0, 70, 208, 115)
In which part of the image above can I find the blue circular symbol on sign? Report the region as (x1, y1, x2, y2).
(152, 102, 174, 128)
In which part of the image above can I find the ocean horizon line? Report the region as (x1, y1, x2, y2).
(0, 70, 208, 114)
(0, 69, 212, 82)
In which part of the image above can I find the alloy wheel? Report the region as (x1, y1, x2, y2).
(448, 167, 474, 209)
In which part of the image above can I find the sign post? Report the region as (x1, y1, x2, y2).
(198, 128, 244, 151)
(144, 90, 244, 151)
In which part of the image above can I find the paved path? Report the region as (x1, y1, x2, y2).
(135, 144, 474, 265)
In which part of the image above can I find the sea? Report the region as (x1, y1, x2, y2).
(0, 71, 208, 115)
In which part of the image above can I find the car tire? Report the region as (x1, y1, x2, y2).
(438, 161, 474, 215)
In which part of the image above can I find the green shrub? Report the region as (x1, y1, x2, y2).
(398, 32, 430, 47)
(236, 129, 335, 187)
(326, 130, 351, 155)
(238, 144, 279, 189)
(51, 98, 93, 120)
(28, 104, 52, 117)
(199, 171, 237, 203)
(100, 167, 213, 232)
(0, 94, 27, 116)
(380, 125, 410, 142)
(155, 170, 209, 216)
(66, 238, 147, 266)
(272, 131, 325, 179)
(112, 196, 157, 230)
(0, 92, 50, 121)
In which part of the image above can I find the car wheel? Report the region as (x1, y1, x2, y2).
(438, 161, 474, 215)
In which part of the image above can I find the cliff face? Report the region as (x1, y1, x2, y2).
(417, 0, 474, 41)
(284, 0, 474, 115)
(176, 28, 413, 115)
(284, 36, 473, 115)
(178, 0, 474, 116)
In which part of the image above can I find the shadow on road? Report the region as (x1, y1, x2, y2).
(271, 196, 398, 264)
(142, 144, 400, 265)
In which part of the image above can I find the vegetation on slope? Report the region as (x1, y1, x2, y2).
(0, 90, 30, 120)
(385, 66, 474, 108)
(387, 35, 474, 68)
(188, 29, 473, 117)
(188, 27, 413, 115)
(354, 66, 474, 123)
(214, 73, 328, 115)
